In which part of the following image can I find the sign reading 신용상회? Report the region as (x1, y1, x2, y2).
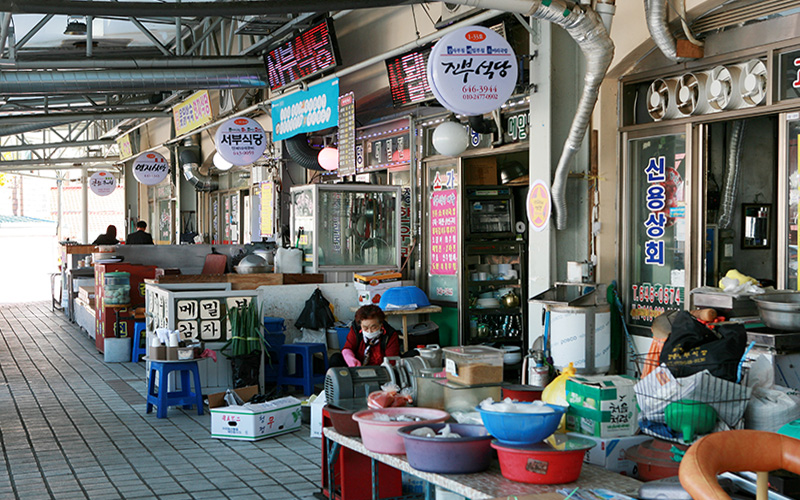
(214, 116, 267, 166)
(132, 151, 169, 185)
(89, 171, 116, 196)
(271, 78, 339, 141)
(427, 26, 517, 116)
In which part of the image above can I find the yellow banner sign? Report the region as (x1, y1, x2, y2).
(116, 134, 133, 160)
(260, 180, 274, 237)
(173, 90, 213, 136)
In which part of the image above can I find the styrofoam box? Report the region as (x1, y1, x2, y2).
(210, 396, 302, 441)
(566, 432, 652, 475)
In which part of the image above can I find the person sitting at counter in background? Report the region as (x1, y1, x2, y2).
(91, 225, 119, 245)
(126, 220, 154, 245)
(330, 305, 400, 367)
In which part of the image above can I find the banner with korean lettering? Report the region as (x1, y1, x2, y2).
(172, 90, 213, 136)
(117, 134, 133, 160)
(430, 188, 458, 275)
(272, 78, 339, 141)
(260, 180, 274, 238)
(627, 134, 686, 327)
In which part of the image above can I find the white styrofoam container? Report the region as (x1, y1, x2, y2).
(210, 396, 302, 441)
(567, 432, 652, 475)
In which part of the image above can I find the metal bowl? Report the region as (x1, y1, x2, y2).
(751, 292, 800, 330)
(234, 265, 272, 274)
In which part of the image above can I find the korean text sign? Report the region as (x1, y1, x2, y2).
(172, 90, 213, 136)
(214, 116, 267, 166)
(430, 188, 458, 275)
(272, 78, 339, 141)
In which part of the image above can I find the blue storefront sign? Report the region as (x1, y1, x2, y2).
(272, 78, 339, 141)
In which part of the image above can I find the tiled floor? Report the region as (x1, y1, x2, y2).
(0, 302, 323, 500)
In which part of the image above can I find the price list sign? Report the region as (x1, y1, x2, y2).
(430, 188, 458, 275)
(338, 92, 356, 176)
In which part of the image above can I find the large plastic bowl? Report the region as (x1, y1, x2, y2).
(325, 404, 362, 437)
(477, 403, 567, 445)
(492, 434, 595, 484)
(398, 423, 493, 473)
(352, 408, 449, 454)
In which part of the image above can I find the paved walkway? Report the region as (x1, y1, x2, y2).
(0, 302, 322, 500)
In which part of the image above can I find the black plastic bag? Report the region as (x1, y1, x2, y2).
(295, 288, 335, 330)
(659, 311, 746, 381)
(231, 352, 261, 389)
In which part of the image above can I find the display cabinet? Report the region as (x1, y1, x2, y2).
(461, 240, 527, 349)
(290, 184, 402, 273)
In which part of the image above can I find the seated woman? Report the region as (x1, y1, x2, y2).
(330, 305, 400, 367)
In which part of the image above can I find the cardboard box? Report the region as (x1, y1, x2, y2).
(566, 374, 638, 438)
(464, 156, 497, 185)
(209, 386, 302, 441)
(309, 390, 327, 439)
(566, 432, 652, 475)
(353, 269, 402, 306)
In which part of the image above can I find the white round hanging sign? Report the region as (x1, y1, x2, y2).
(427, 26, 518, 116)
(132, 151, 169, 185)
(89, 170, 116, 196)
(214, 116, 267, 166)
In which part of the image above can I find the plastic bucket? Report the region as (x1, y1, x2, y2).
(263, 317, 286, 334)
(492, 441, 589, 484)
(336, 327, 350, 349)
(502, 384, 544, 402)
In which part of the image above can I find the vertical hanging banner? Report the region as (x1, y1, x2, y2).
(214, 117, 267, 166)
(427, 26, 517, 116)
(526, 180, 551, 232)
(430, 188, 458, 275)
(338, 92, 356, 176)
(89, 171, 116, 196)
(132, 152, 169, 185)
(271, 78, 339, 141)
(260, 179, 275, 238)
(172, 90, 213, 136)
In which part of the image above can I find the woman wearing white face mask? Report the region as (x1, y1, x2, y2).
(331, 305, 400, 367)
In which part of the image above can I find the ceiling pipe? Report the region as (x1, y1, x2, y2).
(180, 136, 218, 191)
(284, 134, 325, 171)
(0, 56, 265, 69)
(644, 0, 693, 63)
(0, 110, 166, 124)
(0, 67, 267, 95)
(5, 0, 416, 17)
(0, 139, 115, 153)
(0, 121, 74, 136)
(0, 156, 120, 170)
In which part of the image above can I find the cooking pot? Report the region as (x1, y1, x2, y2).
(501, 292, 520, 308)
(235, 254, 270, 274)
(751, 292, 800, 330)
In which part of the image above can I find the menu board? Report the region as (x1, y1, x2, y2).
(265, 18, 341, 91)
(430, 188, 458, 275)
(338, 92, 356, 176)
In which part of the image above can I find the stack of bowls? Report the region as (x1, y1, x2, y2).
(477, 402, 595, 484)
(398, 423, 494, 473)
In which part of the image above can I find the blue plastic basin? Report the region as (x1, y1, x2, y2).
(476, 403, 567, 445)
(398, 423, 493, 473)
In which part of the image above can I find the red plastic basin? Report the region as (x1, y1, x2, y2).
(492, 435, 595, 484)
(502, 384, 544, 402)
(326, 404, 361, 437)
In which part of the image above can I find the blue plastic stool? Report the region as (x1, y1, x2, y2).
(131, 321, 147, 363)
(146, 360, 204, 419)
(276, 343, 328, 396)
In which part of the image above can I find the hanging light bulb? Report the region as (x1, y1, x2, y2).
(317, 147, 339, 171)
(213, 151, 233, 171)
(432, 121, 469, 156)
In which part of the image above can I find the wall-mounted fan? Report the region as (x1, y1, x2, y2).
(707, 65, 744, 111)
(646, 78, 680, 121)
(676, 71, 710, 117)
(738, 59, 767, 107)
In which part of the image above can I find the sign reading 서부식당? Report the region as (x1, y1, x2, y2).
(271, 78, 339, 141)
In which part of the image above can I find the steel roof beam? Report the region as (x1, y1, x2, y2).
(0, 110, 166, 124)
(0, 156, 120, 170)
(0, 139, 115, 153)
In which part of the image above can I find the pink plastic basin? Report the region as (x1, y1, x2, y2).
(352, 408, 450, 454)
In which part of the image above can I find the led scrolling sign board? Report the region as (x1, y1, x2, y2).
(265, 18, 341, 91)
(386, 46, 435, 107)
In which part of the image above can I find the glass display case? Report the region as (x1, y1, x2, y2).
(290, 184, 401, 272)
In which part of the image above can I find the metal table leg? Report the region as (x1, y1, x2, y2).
(326, 438, 340, 500)
(371, 458, 379, 500)
(424, 481, 435, 500)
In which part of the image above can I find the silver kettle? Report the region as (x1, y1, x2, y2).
(416, 344, 442, 367)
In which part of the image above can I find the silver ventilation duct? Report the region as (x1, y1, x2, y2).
(718, 120, 746, 230)
(284, 134, 325, 171)
(644, 0, 693, 63)
(0, 67, 267, 95)
(180, 138, 218, 191)
(0, 121, 72, 136)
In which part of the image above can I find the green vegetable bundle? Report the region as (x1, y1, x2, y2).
(222, 300, 269, 358)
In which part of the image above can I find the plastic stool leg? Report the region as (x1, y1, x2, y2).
(303, 352, 314, 396)
(157, 364, 169, 418)
(191, 365, 204, 415)
(146, 366, 157, 414)
(180, 369, 192, 409)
